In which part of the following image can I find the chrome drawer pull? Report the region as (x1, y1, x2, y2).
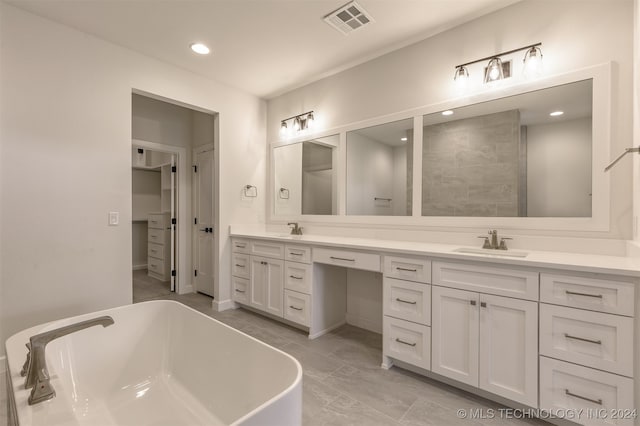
(330, 256, 355, 262)
(470, 300, 477, 306)
(289, 252, 303, 256)
(235, 289, 245, 293)
(565, 389, 602, 405)
(395, 338, 416, 347)
(289, 275, 303, 280)
(289, 305, 303, 311)
(234, 264, 245, 268)
(396, 267, 417, 272)
(235, 243, 246, 248)
(564, 333, 602, 345)
(565, 290, 603, 299)
(395, 298, 417, 305)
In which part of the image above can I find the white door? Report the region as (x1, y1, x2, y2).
(169, 155, 176, 292)
(193, 148, 215, 296)
(479, 293, 538, 407)
(431, 286, 479, 386)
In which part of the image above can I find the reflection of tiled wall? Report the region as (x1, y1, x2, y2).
(422, 110, 520, 217)
(406, 129, 413, 215)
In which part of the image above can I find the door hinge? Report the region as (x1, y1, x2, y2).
(194, 217, 198, 225)
(194, 269, 198, 277)
(193, 165, 198, 173)
(171, 166, 177, 173)
(171, 270, 177, 277)
(171, 218, 177, 225)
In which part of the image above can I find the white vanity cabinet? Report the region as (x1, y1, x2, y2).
(431, 262, 539, 408)
(147, 212, 170, 281)
(250, 256, 284, 317)
(382, 255, 432, 371)
(538, 273, 636, 424)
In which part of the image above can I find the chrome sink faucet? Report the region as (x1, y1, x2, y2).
(21, 316, 114, 405)
(478, 230, 512, 250)
(287, 222, 303, 235)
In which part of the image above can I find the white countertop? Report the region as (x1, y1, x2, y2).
(230, 228, 640, 278)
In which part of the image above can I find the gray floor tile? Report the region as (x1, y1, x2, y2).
(282, 342, 345, 381)
(318, 394, 401, 426)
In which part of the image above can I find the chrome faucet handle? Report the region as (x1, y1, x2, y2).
(477, 236, 492, 249)
(498, 237, 512, 250)
(28, 369, 55, 405)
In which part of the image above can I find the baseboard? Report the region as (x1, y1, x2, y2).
(345, 313, 382, 334)
(213, 299, 237, 312)
(132, 264, 147, 271)
(178, 283, 193, 295)
(309, 320, 346, 339)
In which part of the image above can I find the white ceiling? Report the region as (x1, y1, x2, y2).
(7, 0, 521, 99)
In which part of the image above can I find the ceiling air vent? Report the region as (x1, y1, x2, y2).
(324, 1, 374, 35)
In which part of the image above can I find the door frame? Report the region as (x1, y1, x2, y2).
(192, 143, 216, 296)
(132, 139, 191, 294)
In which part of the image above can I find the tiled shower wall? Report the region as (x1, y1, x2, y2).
(422, 110, 521, 217)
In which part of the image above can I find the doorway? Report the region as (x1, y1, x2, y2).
(192, 145, 215, 297)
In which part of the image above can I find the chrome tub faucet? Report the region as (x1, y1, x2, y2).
(21, 315, 114, 405)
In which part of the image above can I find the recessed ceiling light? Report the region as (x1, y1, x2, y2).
(442, 110, 454, 116)
(190, 43, 210, 55)
(401, 137, 408, 141)
(549, 111, 564, 117)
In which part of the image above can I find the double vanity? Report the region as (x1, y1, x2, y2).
(230, 229, 640, 425)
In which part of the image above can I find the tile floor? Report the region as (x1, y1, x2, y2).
(0, 273, 548, 426)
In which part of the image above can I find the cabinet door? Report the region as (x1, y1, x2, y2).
(431, 286, 479, 386)
(250, 256, 284, 317)
(479, 294, 538, 407)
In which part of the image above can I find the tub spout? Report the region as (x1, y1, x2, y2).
(23, 315, 114, 405)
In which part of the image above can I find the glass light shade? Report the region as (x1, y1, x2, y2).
(523, 46, 543, 78)
(280, 121, 288, 136)
(454, 66, 469, 88)
(293, 116, 302, 132)
(306, 112, 315, 129)
(484, 58, 504, 83)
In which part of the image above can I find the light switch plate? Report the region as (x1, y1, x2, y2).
(108, 211, 119, 226)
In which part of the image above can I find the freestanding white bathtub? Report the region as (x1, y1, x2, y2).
(5, 300, 302, 425)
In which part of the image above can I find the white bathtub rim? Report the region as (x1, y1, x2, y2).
(5, 300, 303, 426)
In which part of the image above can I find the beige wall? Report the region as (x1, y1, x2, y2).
(0, 4, 266, 356)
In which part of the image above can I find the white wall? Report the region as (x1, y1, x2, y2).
(526, 118, 592, 217)
(0, 4, 266, 356)
(267, 0, 634, 241)
(132, 169, 161, 219)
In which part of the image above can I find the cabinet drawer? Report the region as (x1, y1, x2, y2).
(231, 238, 250, 254)
(383, 278, 431, 325)
(231, 254, 250, 279)
(284, 262, 312, 294)
(384, 256, 431, 283)
(313, 248, 380, 272)
(148, 243, 165, 260)
(232, 276, 250, 304)
(540, 273, 635, 317)
(540, 304, 634, 377)
(285, 245, 312, 264)
(383, 316, 431, 371)
(432, 261, 538, 301)
(148, 213, 169, 229)
(148, 228, 168, 245)
(284, 290, 311, 327)
(147, 257, 167, 276)
(540, 357, 635, 426)
(251, 240, 285, 259)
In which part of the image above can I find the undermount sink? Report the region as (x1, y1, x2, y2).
(454, 247, 529, 258)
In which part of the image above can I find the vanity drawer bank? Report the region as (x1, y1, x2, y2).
(229, 231, 640, 423)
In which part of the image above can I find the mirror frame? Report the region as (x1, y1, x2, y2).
(268, 62, 611, 232)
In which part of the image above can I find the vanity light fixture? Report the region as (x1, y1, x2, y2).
(190, 43, 210, 55)
(442, 110, 454, 116)
(549, 111, 564, 117)
(279, 111, 316, 138)
(454, 42, 542, 85)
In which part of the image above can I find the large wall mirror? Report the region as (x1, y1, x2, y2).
(422, 79, 592, 217)
(346, 118, 413, 216)
(273, 134, 338, 216)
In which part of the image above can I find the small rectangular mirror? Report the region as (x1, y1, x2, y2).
(273, 134, 338, 216)
(346, 118, 413, 216)
(422, 79, 592, 217)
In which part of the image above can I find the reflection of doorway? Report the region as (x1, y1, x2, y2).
(132, 146, 177, 292)
(193, 145, 215, 296)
